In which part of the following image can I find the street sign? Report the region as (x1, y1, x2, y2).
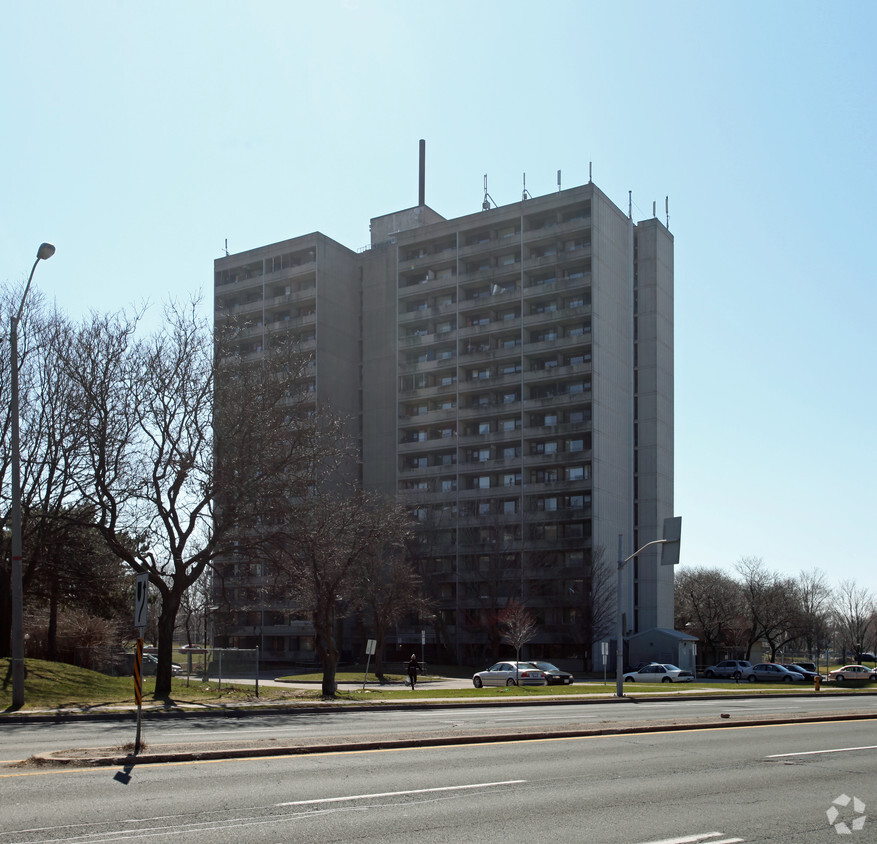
(363, 639, 377, 690)
(660, 516, 682, 565)
(134, 573, 149, 630)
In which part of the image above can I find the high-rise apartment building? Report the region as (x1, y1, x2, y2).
(213, 176, 674, 668)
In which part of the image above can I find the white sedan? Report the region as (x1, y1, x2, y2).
(473, 662, 547, 687)
(829, 665, 877, 682)
(623, 663, 694, 683)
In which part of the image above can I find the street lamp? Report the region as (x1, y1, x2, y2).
(615, 516, 681, 698)
(9, 242, 55, 708)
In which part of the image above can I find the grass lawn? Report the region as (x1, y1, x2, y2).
(0, 658, 320, 712)
(3, 658, 873, 712)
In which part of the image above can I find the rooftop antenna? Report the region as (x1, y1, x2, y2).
(628, 191, 632, 220)
(589, 161, 592, 183)
(522, 172, 532, 201)
(653, 201, 656, 218)
(665, 196, 670, 228)
(418, 139, 426, 206)
(224, 238, 229, 257)
(557, 169, 562, 192)
(482, 174, 497, 211)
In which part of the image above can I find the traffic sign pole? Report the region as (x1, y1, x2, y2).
(134, 638, 143, 755)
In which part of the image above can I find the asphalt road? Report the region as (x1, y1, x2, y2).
(1, 719, 875, 842)
(1, 692, 875, 763)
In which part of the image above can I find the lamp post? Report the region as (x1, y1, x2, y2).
(614, 516, 681, 698)
(9, 242, 55, 708)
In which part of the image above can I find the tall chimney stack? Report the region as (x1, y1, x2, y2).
(419, 139, 426, 206)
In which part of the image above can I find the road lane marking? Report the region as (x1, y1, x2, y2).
(637, 833, 744, 844)
(276, 780, 525, 806)
(767, 744, 877, 758)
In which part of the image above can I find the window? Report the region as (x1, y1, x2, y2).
(565, 465, 591, 481)
(478, 422, 491, 435)
(503, 500, 517, 515)
(500, 418, 519, 432)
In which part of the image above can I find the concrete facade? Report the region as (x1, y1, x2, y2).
(213, 180, 675, 668)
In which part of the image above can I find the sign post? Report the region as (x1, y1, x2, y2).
(133, 572, 148, 755)
(362, 639, 377, 690)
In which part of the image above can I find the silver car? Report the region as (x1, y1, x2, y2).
(744, 663, 805, 683)
(702, 659, 752, 680)
(473, 661, 547, 687)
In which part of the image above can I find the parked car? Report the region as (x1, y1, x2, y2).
(793, 661, 818, 673)
(744, 663, 806, 683)
(623, 663, 694, 683)
(472, 662, 547, 687)
(785, 663, 822, 681)
(529, 661, 573, 685)
(858, 653, 877, 663)
(142, 654, 183, 676)
(829, 665, 877, 682)
(702, 660, 752, 680)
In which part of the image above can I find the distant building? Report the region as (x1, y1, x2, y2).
(213, 176, 674, 668)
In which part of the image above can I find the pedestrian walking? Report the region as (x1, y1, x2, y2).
(407, 654, 420, 689)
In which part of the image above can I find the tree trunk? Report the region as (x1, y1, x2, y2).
(153, 590, 182, 699)
(373, 623, 387, 681)
(314, 606, 338, 697)
(48, 573, 59, 662)
(0, 570, 11, 657)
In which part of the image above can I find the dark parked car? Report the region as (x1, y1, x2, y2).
(785, 663, 822, 681)
(529, 661, 573, 685)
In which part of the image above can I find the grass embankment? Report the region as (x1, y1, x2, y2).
(0, 658, 319, 712)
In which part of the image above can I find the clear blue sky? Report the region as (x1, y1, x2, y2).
(3, 1, 875, 589)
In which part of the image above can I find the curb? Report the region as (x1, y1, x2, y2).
(29, 710, 877, 768)
(4, 688, 877, 724)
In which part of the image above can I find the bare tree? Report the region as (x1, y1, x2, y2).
(735, 557, 805, 661)
(577, 546, 615, 671)
(60, 301, 315, 697)
(497, 599, 538, 681)
(833, 580, 875, 662)
(268, 473, 408, 697)
(674, 566, 743, 665)
(352, 500, 426, 681)
(797, 568, 833, 660)
(0, 292, 87, 657)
